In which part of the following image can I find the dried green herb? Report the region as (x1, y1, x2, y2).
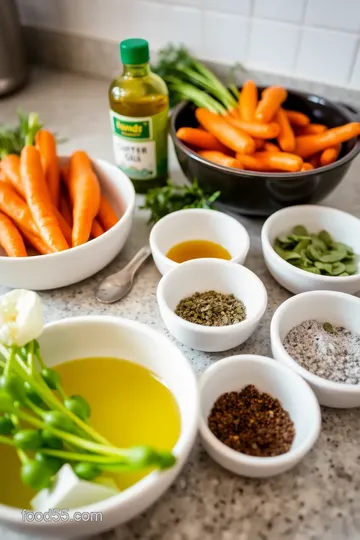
(323, 322, 335, 333)
(274, 226, 357, 276)
(175, 290, 246, 327)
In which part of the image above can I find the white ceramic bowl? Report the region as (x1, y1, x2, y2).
(199, 355, 321, 478)
(271, 290, 360, 408)
(0, 316, 198, 538)
(0, 157, 135, 290)
(261, 204, 360, 295)
(157, 258, 267, 352)
(149, 208, 250, 276)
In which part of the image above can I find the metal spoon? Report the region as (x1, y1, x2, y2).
(95, 245, 152, 304)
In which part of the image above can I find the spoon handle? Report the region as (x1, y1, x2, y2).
(112, 245, 152, 283)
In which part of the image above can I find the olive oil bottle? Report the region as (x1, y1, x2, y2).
(109, 38, 169, 193)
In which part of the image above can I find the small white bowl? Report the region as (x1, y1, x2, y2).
(0, 316, 198, 538)
(0, 157, 135, 290)
(157, 258, 267, 352)
(271, 290, 360, 408)
(149, 208, 250, 276)
(199, 355, 321, 478)
(261, 204, 360, 295)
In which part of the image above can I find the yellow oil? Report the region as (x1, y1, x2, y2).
(0, 357, 181, 508)
(166, 239, 232, 263)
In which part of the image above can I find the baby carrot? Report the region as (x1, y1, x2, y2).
(35, 130, 61, 207)
(238, 151, 303, 172)
(255, 87, 287, 123)
(0, 211, 27, 257)
(176, 127, 228, 153)
(284, 110, 310, 127)
(91, 219, 104, 239)
(239, 80, 258, 122)
(319, 144, 341, 167)
(195, 108, 255, 154)
(0, 182, 39, 236)
(299, 124, 327, 136)
(276, 108, 296, 152)
(226, 116, 280, 139)
(19, 226, 53, 255)
(295, 123, 360, 158)
(301, 162, 314, 171)
(97, 195, 119, 231)
(69, 151, 101, 247)
(0, 155, 25, 197)
(308, 154, 320, 168)
(264, 142, 280, 152)
(20, 146, 69, 252)
(198, 151, 243, 169)
(59, 191, 73, 227)
(254, 138, 265, 150)
(237, 154, 269, 172)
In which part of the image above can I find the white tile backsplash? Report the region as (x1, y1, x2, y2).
(16, 0, 360, 89)
(296, 28, 357, 86)
(253, 0, 306, 23)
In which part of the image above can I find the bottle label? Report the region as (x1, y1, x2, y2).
(109, 110, 168, 180)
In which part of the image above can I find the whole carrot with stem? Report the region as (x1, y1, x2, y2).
(196, 108, 255, 154)
(69, 151, 101, 247)
(35, 130, 61, 207)
(198, 151, 243, 169)
(319, 144, 341, 167)
(176, 127, 228, 153)
(276, 108, 296, 152)
(20, 146, 69, 252)
(239, 80, 258, 122)
(0, 211, 27, 257)
(0, 182, 39, 236)
(97, 195, 119, 231)
(255, 86, 287, 123)
(295, 123, 360, 158)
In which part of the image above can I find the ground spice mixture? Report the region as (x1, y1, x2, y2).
(283, 320, 360, 384)
(175, 290, 246, 327)
(208, 385, 295, 457)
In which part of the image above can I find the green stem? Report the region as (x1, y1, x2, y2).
(0, 434, 15, 446)
(4, 348, 15, 380)
(40, 449, 129, 464)
(167, 79, 226, 114)
(24, 398, 45, 418)
(17, 449, 29, 464)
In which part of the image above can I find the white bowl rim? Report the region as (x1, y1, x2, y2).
(0, 315, 199, 525)
(149, 208, 250, 268)
(261, 204, 360, 283)
(0, 158, 136, 263)
(157, 258, 268, 335)
(199, 354, 321, 468)
(271, 290, 360, 393)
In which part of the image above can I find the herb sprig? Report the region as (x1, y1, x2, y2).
(141, 179, 220, 223)
(0, 110, 43, 159)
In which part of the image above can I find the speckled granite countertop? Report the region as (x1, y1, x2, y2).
(1, 69, 360, 540)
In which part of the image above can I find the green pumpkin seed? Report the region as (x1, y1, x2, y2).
(310, 236, 327, 252)
(284, 251, 302, 262)
(318, 230, 333, 247)
(292, 225, 308, 236)
(330, 262, 346, 275)
(294, 239, 311, 253)
(314, 261, 333, 274)
(339, 272, 349, 276)
(278, 235, 295, 245)
(319, 246, 347, 263)
(343, 259, 357, 274)
(306, 266, 321, 274)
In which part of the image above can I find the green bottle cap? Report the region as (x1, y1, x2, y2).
(120, 38, 150, 65)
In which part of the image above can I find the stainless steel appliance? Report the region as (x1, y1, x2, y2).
(0, 0, 28, 96)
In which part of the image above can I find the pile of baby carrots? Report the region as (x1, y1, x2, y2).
(176, 80, 360, 174)
(0, 131, 119, 257)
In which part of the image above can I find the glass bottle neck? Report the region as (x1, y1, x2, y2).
(122, 63, 150, 78)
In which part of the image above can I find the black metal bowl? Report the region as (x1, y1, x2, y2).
(170, 88, 360, 216)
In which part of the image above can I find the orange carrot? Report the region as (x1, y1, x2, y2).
(308, 154, 320, 168)
(35, 130, 60, 207)
(255, 86, 287, 123)
(0, 182, 39, 236)
(0, 155, 25, 197)
(254, 138, 265, 150)
(319, 144, 341, 167)
(0, 211, 27, 257)
(284, 110, 310, 127)
(239, 80, 258, 122)
(176, 127, 228, 153)
(295, 123, 360, 159)
(97, 195, 119, 232)
(237, 154, 269, 172)
(226, 116, 280, 139)
(298, 124, 327, 136)
(195, 108, 255, 154)
(19, 226, 53, 255)
(20, 146, 69, 252)
(91, 219, 104, 239)
(69, 151, 101, 247)
(301, 162, 314, 171)
(238, 151, 303, 172)
(276, 108, 296, 152)
(60, 165, 70, 186)
(198, 151, 243, 169)
(264, 142, 280, 152)
(52, 206, 72, 246)
(59, 191, 73, 227)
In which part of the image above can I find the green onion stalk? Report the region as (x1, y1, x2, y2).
(0, 341, 175, 491)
